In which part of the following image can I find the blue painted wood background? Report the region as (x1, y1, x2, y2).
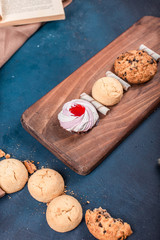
(0, 0, 160, 239)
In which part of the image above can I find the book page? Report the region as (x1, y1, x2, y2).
(0, 0, 65, 23)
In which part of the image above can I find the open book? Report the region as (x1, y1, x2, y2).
(0, 0, 65, 27)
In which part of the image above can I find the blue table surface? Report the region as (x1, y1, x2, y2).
(0, 0, 160, 239)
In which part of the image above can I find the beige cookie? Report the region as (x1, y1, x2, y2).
(28, 168, 64, 203)
(85, 207, 133, 240)
(0, 158, 28, 194)
(92, 77, 123, 106)
(114, 50, 157, 84)
(46, 195, 83, 232)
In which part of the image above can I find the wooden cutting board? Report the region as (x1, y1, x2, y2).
(21, 16, 160, 175)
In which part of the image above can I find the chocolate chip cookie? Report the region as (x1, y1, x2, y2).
(85, 207, 133, 240)
(114, 50, 157, 84)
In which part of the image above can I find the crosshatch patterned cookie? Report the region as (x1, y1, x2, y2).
(85, 207, 133, 240)
(114, 50, 157, 84)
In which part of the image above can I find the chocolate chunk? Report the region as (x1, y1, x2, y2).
(133, 58, 136, 61)
(99, 222, 103, 227)
(136, 60, 139, 62)
(150, 59, 154, 64)
(124, 72, 127, 76)
(103, 230, 106, 234)
(128, 60, 132, 64)
(117, 218, 124, 224)
(130, 68, 133, 70)
(109, 224, 111, 227)
(118, 62, 121, 64)
(98, 215, 101, 218)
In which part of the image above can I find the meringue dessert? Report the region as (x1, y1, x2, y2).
(58, 99, 99, 132)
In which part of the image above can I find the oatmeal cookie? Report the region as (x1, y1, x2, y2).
(114, 50, 157, 84)
(85, 207, 133, 240)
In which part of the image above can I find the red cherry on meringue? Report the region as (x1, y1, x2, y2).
(69, 104, 85, 117)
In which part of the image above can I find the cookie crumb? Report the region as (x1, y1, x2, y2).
(0, 150, 11, 159)
(86, 201, 90, 204)
(24, 160, 37, 174)
(0, 149, 5, 158)
(5, 154, 11, 159)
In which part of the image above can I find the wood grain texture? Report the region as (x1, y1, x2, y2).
(21, 16, 160, 175)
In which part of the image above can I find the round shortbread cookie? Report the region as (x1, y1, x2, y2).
(85, 207, 133, 240)
(28, 168, 64, 203)
(0, 158, 28, 194)
(46, 195, 83, 232)
(114, 50, 157, 84)
(92, 77, 123, 106)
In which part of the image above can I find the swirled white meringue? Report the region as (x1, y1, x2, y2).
(58, 99, 99, 132)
